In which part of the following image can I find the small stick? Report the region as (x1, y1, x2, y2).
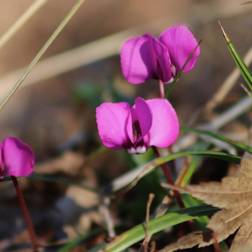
(99, 196, 116, 239)
(11, 176, 38, 252)
(143, 193, 155, 252)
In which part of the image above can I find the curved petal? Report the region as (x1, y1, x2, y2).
(120, 34, 156, 84)
(134, 97, 152, 137)
(160, 25, 200, 73)
(96, 102, 131, 149)
(1, 137, 35, 177)
(146, 99, 180, 148)
(149, 37, 173, 83)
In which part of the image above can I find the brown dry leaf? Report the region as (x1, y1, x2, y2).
(161, 153, 252, 252)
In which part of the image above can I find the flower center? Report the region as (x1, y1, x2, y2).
(126, 120, 147, 154)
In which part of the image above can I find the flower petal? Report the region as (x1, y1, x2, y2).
(146, 99, 180, 148)
(96, 102, 131, 149)
(120, 34, 156, 84)
(160, 25, 200, 73)
(149, 37, 173, 83)
(1, 137, 35, 177)
(134, 97, 152, 137)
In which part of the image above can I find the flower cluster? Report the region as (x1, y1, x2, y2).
(0, 137, 35, 177)
(120, 25, 200, 84)
(96, 25, 200, 154)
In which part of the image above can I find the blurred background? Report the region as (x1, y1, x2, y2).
(0, 0, 251, 251)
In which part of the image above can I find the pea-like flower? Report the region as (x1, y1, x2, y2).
(120, 25, 200, 84)
(0, 137, 35, 177)
(96, 97, 179, 154)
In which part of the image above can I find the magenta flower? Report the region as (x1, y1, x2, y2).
(120, 25, 200, 84)
(0, 137, 35, 177)
(96, 97, 179, 154)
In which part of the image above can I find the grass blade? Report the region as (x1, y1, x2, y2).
(219, 21, 252, 92)
(184, 127, 252, 154)
(104, 206, 216, 252)
(0, 0, 85, 111)
(0, 0, 47, 50)
(128, 151, 241, 190)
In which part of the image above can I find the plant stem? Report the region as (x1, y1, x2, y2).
(153, 148, 184, 208)
(159, 80, 165, 98)
(11, 176, 38, 252)
(156, 80, 184, 208)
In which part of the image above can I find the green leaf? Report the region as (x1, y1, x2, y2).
(103, 205, 216, 252)
(184, 127, 252, 154)
(129, 150, 241, 189)
(183, 195, 209, 228)
(178, 141, 211, 187)
(219, 22, 252, 92)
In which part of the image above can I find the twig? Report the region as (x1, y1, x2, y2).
(200, 96, 252, 131)
(142, 193, 155, 252)
(0, 0, 47, 50)
(11, 177, 38, 252)
(99, 196, 115, 239)
(0, 0, 86, 111)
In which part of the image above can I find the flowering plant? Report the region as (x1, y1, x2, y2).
(96, 97, 179, 154)
(120, 25, 200, 84)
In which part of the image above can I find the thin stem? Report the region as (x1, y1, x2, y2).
(153, 148, 184, 208)
(11, 176, 38, 252)
(159, 80, 165, 98)
(0, 0, 47, 50)
(156, 80, 184, 208)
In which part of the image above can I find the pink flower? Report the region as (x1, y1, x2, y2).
(96, 97, 179, 154)
(0, 137, 35, 177)
(120, 25, 200, 84)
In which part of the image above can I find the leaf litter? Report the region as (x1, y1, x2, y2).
(161, 153, 252, 252)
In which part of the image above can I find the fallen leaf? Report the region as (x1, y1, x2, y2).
(161, 153, 252, 252)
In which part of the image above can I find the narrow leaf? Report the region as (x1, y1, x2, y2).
(0, 0, 47, 50)
(219, 21, 252, 92)
(104, 206, 216, 252)
(128, 151, 241, 190)
(184, 127, 252, 154)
